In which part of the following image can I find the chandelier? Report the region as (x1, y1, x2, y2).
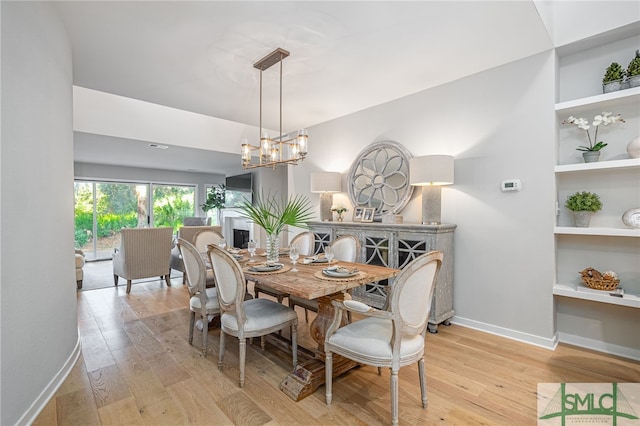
(241, 48, 308, 169)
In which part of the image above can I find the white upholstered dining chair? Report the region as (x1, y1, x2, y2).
(254, 231, 315, 303)
(289, 234, 360, 322)
(193, 228, 225, 287)
(207, 244, 298, 388)
(324, 251, 443, 426)
(178, 238, 220, 355)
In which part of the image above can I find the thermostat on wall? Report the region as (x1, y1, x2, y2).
(501, 179, 521, 192)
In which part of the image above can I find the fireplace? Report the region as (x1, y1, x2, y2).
(233, 229, 250, 249)
(221, 210, 254, 249)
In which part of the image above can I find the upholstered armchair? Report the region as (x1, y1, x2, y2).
(113, 227, 174, 293)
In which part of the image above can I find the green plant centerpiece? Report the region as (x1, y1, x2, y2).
(602, 62, 625, 93)
(627, 50, 640, 87)
(565, 191, 602, 228)
(238, 192, 314, 262)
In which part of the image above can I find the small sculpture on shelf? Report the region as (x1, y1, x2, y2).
(565, 191, 602, 228)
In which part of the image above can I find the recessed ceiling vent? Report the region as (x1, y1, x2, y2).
(149, 143, 169, 150)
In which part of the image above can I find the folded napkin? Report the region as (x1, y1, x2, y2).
(325, 266, 359, 274)
(303, 254, 328, 264)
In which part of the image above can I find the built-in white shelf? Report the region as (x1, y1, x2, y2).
(554, 227, 640, 237)
(555, 158, 640, 173)
(554, 283, 640, 308)
(555, 87, 640, 112)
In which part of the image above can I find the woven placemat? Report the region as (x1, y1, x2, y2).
(243, 264, 291, 275)
(313, 270, 368, 282)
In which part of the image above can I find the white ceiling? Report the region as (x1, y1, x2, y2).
(56, 1, 553, 175)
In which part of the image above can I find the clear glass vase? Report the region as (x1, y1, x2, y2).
(265, 233, 280, 263)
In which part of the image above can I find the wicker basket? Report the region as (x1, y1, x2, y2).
(581, 276, 620, 291)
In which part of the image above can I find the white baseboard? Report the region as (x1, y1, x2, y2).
(558, 332, 640, 361)
(451, 316, 558, 350)
(18, 332, 82, 425)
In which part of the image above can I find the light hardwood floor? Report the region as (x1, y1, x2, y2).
(34, 278, 639, 425)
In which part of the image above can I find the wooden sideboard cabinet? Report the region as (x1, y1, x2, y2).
(308, 221, 456, 332)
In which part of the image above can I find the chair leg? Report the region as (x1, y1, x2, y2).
(239, 338, 246, 388)
(202, 315, 208, 356)
(126, 280, 132, 294)
(188, 311, 195, 345)
(391, 369, 399, 426)
(164, 274, 172, 287)
(260, 336, 266, 351)
(218, 331, 225, 370)
(114, 275, 119, 286)
(418, 357, 428, 408)
(291, 321, 298, 367)
(325, 351, 333, 405)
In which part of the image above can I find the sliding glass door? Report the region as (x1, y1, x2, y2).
(75, 180, 195, 260)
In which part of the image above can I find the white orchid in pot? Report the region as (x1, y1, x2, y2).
(562, 112, 625, 163)
(238, 192, 314, 263)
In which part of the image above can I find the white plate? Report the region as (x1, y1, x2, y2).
(322, 267, 359, 278)
(249, 263, 283, 272)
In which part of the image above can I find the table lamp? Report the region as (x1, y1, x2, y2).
(409, 155, 454, 225)
(310, 172, 341, 221)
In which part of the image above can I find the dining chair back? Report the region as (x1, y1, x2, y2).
(328, 234, 360, 262)
(324, 251, 443, 426)
(290, 231, 315, 257)
(193, 228, 225, 253)
(178, 238, 220, 355)
(207, 244, 298, 388)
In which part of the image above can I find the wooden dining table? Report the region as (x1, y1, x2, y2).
(243, 257, 400, 401)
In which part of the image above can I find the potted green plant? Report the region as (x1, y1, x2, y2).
(626, 50, 640, 88)
(562, 112, 625, 163)
(238, 192, 314, 262)
(201, 184, 225, 225)
(565, 191, 602, 227)
(602, 62, 625, 93)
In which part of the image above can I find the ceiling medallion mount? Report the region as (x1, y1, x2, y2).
(241, 47, 308, 169)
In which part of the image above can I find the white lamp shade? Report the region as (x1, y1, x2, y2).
(310, 172, 341, 193)
(409, 155, 454, 186)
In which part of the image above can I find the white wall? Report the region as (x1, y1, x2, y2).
(1, 2, 78, 424)
(293, 50, 559, 346)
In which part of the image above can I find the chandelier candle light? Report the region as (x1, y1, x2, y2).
(241, 48, 308, 169)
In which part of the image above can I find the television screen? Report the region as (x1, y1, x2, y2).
(225, 173, 252, 207)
